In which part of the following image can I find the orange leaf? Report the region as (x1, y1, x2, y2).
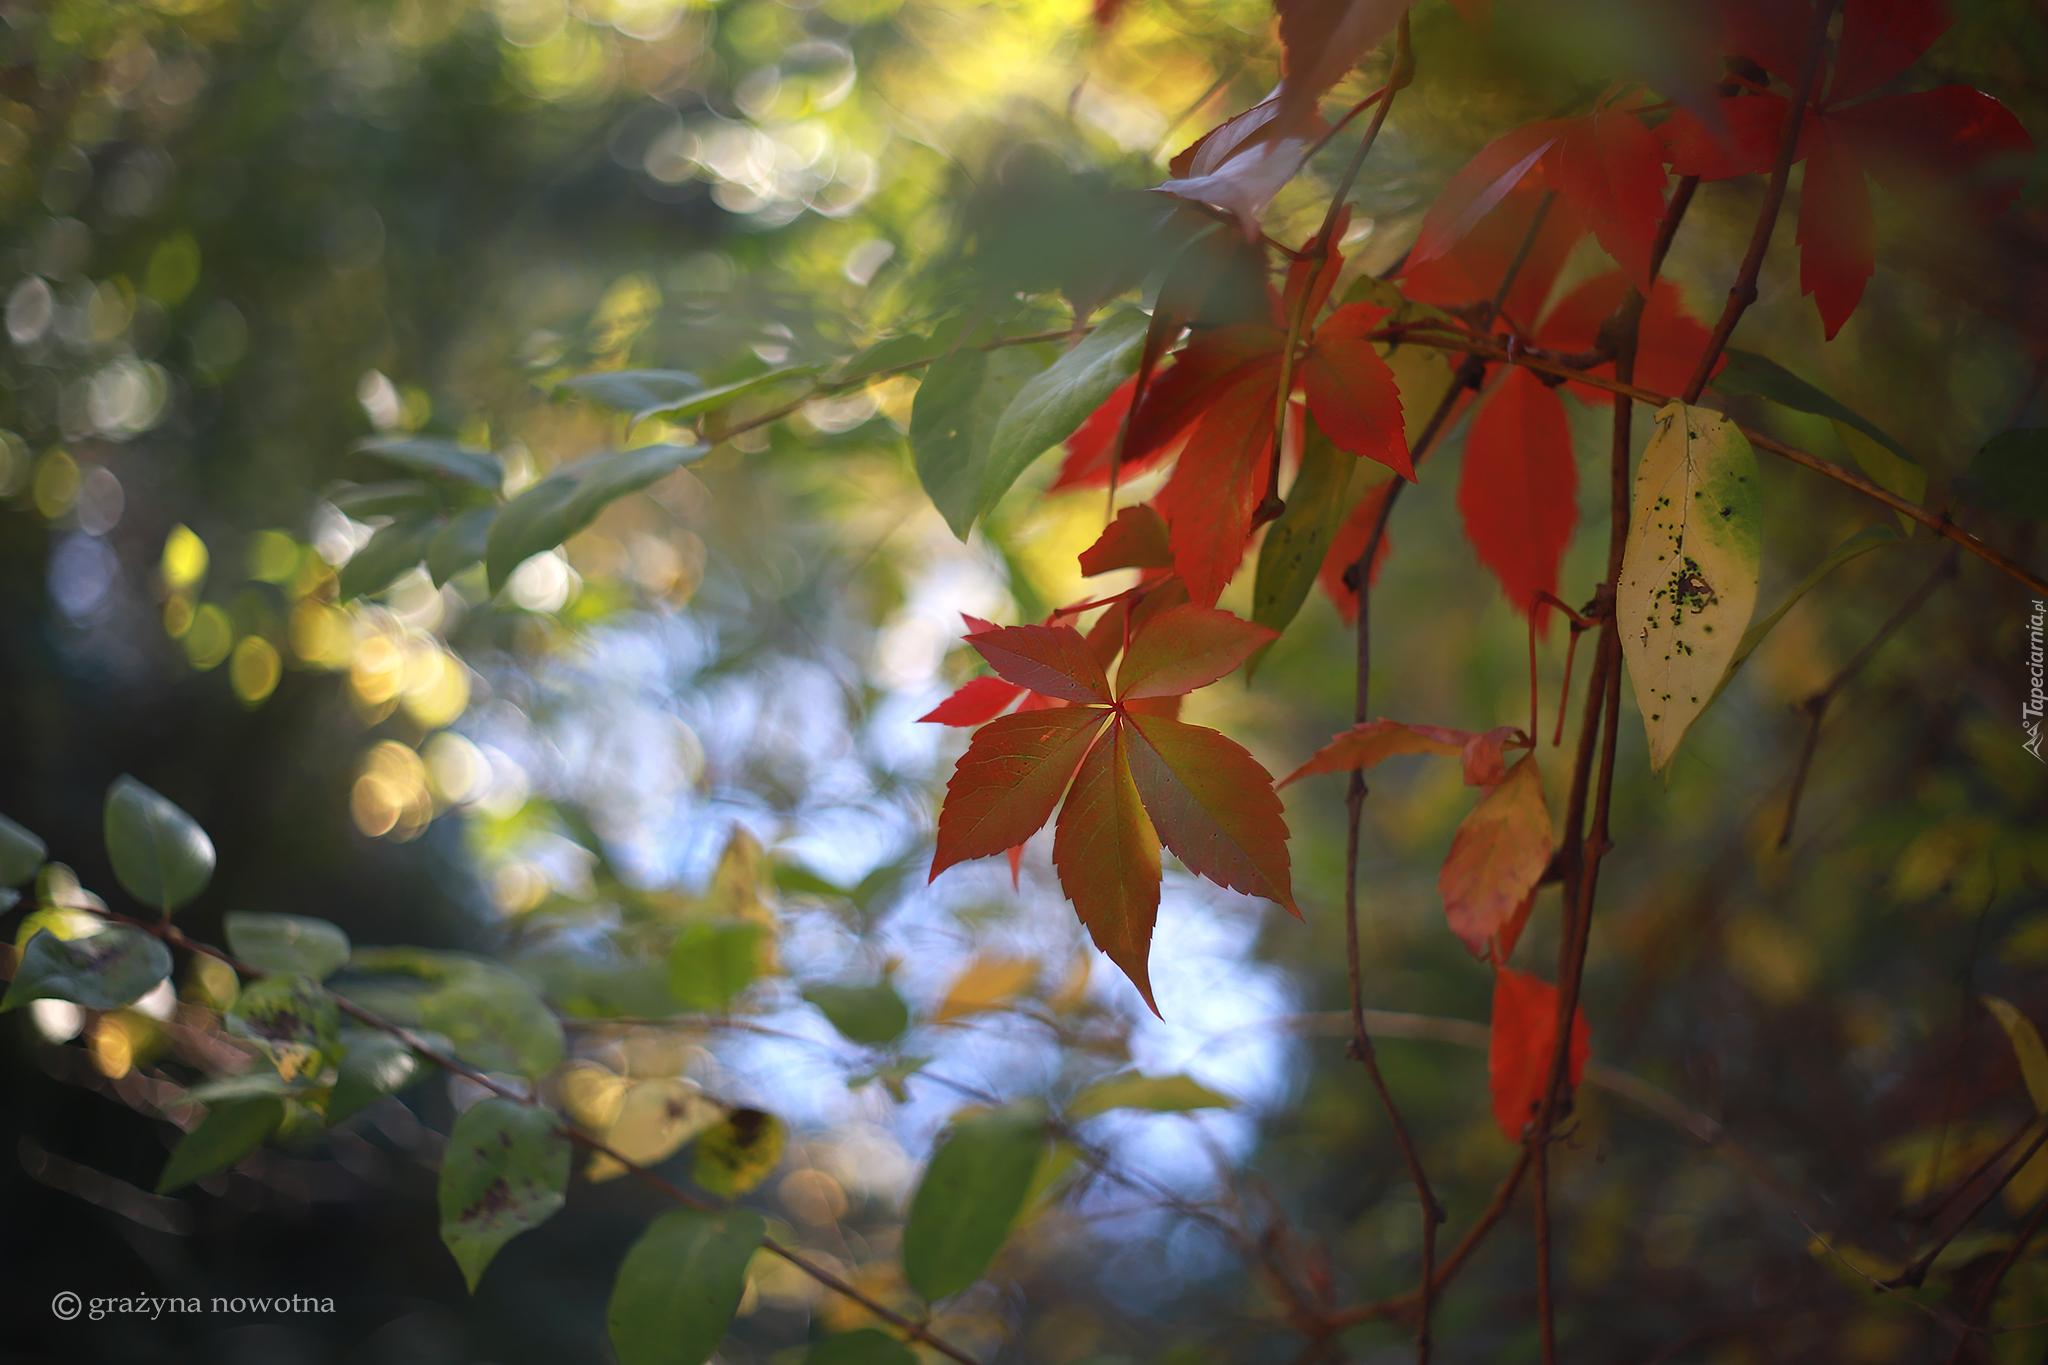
(1125, 325, 1283, 468)
(1439, 754, 1551, 957)
(1317, 478, 1397, 625)
(1115, 604, 1276, 700)
(1457, 366, 1578, 631)
(1278, 718, 1470, 788)
(1271, 0, 1412, 148)
(931, 709, 1110, 878)
(1546, 104, 1668, 293)
(1404, 183, 1585, 335)
(966, 621, 1114, 704)
(1488, 964, 1589, 1141)
(1457, 725, 1525, 788)
(1050, 378, 1140, 492)
(1079, 504, 1174, 576)
(1054, 720, 1164, 1013)
(1154, 371, 1280, 606)
(1125, 712, 1295, 915)
(1409, 121, 1568, 272)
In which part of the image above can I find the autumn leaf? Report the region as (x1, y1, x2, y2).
(1124, 712, 1294, 915)
(1115, 603, 1275, 699)
(1078, 503, 1174, 576)
(1458, 367, 1578, 634)
(1053, 722, 1164, 1011)
(1488, 965, 1590, 1141)
(1439, 754, 1551, 957)
(1317, 476, 1397, 624)
(931, 709, 1110, 877)
(1279, 719, 1471, 787)
(1271, 0, 1414, 148)
(919, 675, 1027, 727)
(962, 622, 1113, 704)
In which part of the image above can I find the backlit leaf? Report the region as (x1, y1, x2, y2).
(902, 1101, 1048, 1301)
(1125, 712, 1294, 914)
(1549, 102, 1667, 292)
(486, 444, 708, 592)
(1984, 997, 2048, 1114)
(1488, 965, 1589, 1141)
(692, 1107, 785, 1194)
(964, 622, 1112, 703)
(910, 346, 1043, 538)
(917, 675, 1026, 727)
(934, 956, 1040, 1022)
(227, 974, 341, 1081)
(1053, 720, 1163, 1009)
(669, 919, 766, 1013)
(1078, 503, 1173, 575)
(104, 775, 215, 913)
(1154, 370, 1279, 607)
(607, 1207, 763, 1365)
(356, 435, 503, 490)
(156, 1096, 285, 1194)
(1114, 604, 1275, 700)
(0, 813, 44, 886)
(224, 912, 351, 980)
(985, 306, 1147, 513)
(1618, 403, 1762, 772)
(1253, 420, 1350, 659)
(805, 980, 911, 1045)
(1439, 755, 1551, 957)
(1458, 366, 1578, 630)
(931, 709, 1110, 877)
(1302, 304, 1410, 479)
(583, 1078, 721, 1182)
(1067, 1072, 1233, 1120)
(1, 925, 171, 1012)
(1279, 719, 1470, 787)
(1272, 0, 1413, 144)
(438, 1097, 571, 1291)
(1410, 120, 1566, 269)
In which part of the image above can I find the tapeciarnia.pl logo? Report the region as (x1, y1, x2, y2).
(2025, 598, 2045, 762)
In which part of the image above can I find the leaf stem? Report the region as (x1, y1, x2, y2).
(1680, 0, 1838, 404)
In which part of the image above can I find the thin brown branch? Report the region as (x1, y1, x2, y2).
(1779, 547, 1958, 845)
(1680, 0, 1838, 403)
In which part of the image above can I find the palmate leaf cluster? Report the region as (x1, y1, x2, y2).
(1, 0, 2047, 1362)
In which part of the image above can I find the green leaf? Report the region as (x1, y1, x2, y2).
(806, 1329, 918, 1365)
(901, 1100, 1047, 1301)
(668, 919, 765, 1013)
(647, 367, 815, 422)
(1984, 996, 2048, 1114)
(104, 776, 215, 913)
(438, 1097, 571, 1291)
(326, 480, 442, 519)
(0, 812, 45, 886)
(1, 925, 172, 1011)
(692, 1108, 785, 1194)
(224, 911, 351, 980)
(557, 369, 705, 424)
(984, 307, 1146, 518)
(1251, 416, 1356, 674)
(338, 516, 440, 600)
(1830, 420, 1924, 531)
(804, 980, 910, 1045)
(486, 443, 709, 592)
(156, 1097, 285, 1194)
(181, 1072, 316, 1106)
(345, 948, 567, 1078)
(1617, 403, 1762, 773)
(227, 974, 342, 1080)
(1960, 429, 2048, 520)
(328, 1030, 427, 1123)
(356, 435, 504, 490)
(910, 346, 1045, 538)
(1709, 349, 1910, 461)
(427, 507, 494, 586)
(607, 1207, 765, 1365)
(1722, 525, 1907, 683)
(1066, 1073, 1234, 1121)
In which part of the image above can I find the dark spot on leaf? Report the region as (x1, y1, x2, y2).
(462, 1177, 516, 1224)
(728, 1108, 770, 1145)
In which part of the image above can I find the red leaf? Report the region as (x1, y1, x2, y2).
(1303, 303, 1412, 479)
(1404, 184, 1586, 335)
(1656, 95, 1797, 182)
(1317, 477, 1397, 624)
(1115, 603, 1276, 700)
(1536, 273, 1717, 405)
(1283, 211, 1349, 324)
(1125, 326, 1283, 467)
(1440, 754, 1551, 957)
(1458, 725, 1525, 788)
(918, 675, 1027, 726)
(1409, 121, 1569, 272)
(1828, 0, 1948, 105)
(1457, 366, 1578, 630)
(1125, 712, 1295, 914)
(1279, 719, 1471, 787)
(1272, 0, 1413, 146)
(1833, 86, 2035, 213)
(1007, 844, 1024, 888)
(1079, 504, 1174, 576)
(931, 709, 1111, 877)
(1720, 0, 1813, 86)
(1153, 369, 1280, 606)
(1795, 119, 1875, 340)
(1050, 378, 1140, 492)
(966, 622, 1114, 704)
(1547, 104, 1668, 293)
(1495, 887, 1537, 962)
(1158, 97, 1334, 234)
(1488, 964, 1589, 1141)
(1092, 0, 1132, 27)
(1053, 719, 1164, 1013)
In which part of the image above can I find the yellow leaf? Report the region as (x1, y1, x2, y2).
(934, 956, 1038, 1022)
(1066, 1073, 1233, 1120)
(584, 1077, 721, 1183)
(694, 1108, 786, 1195)
(1984, 996, 2048, 1113)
